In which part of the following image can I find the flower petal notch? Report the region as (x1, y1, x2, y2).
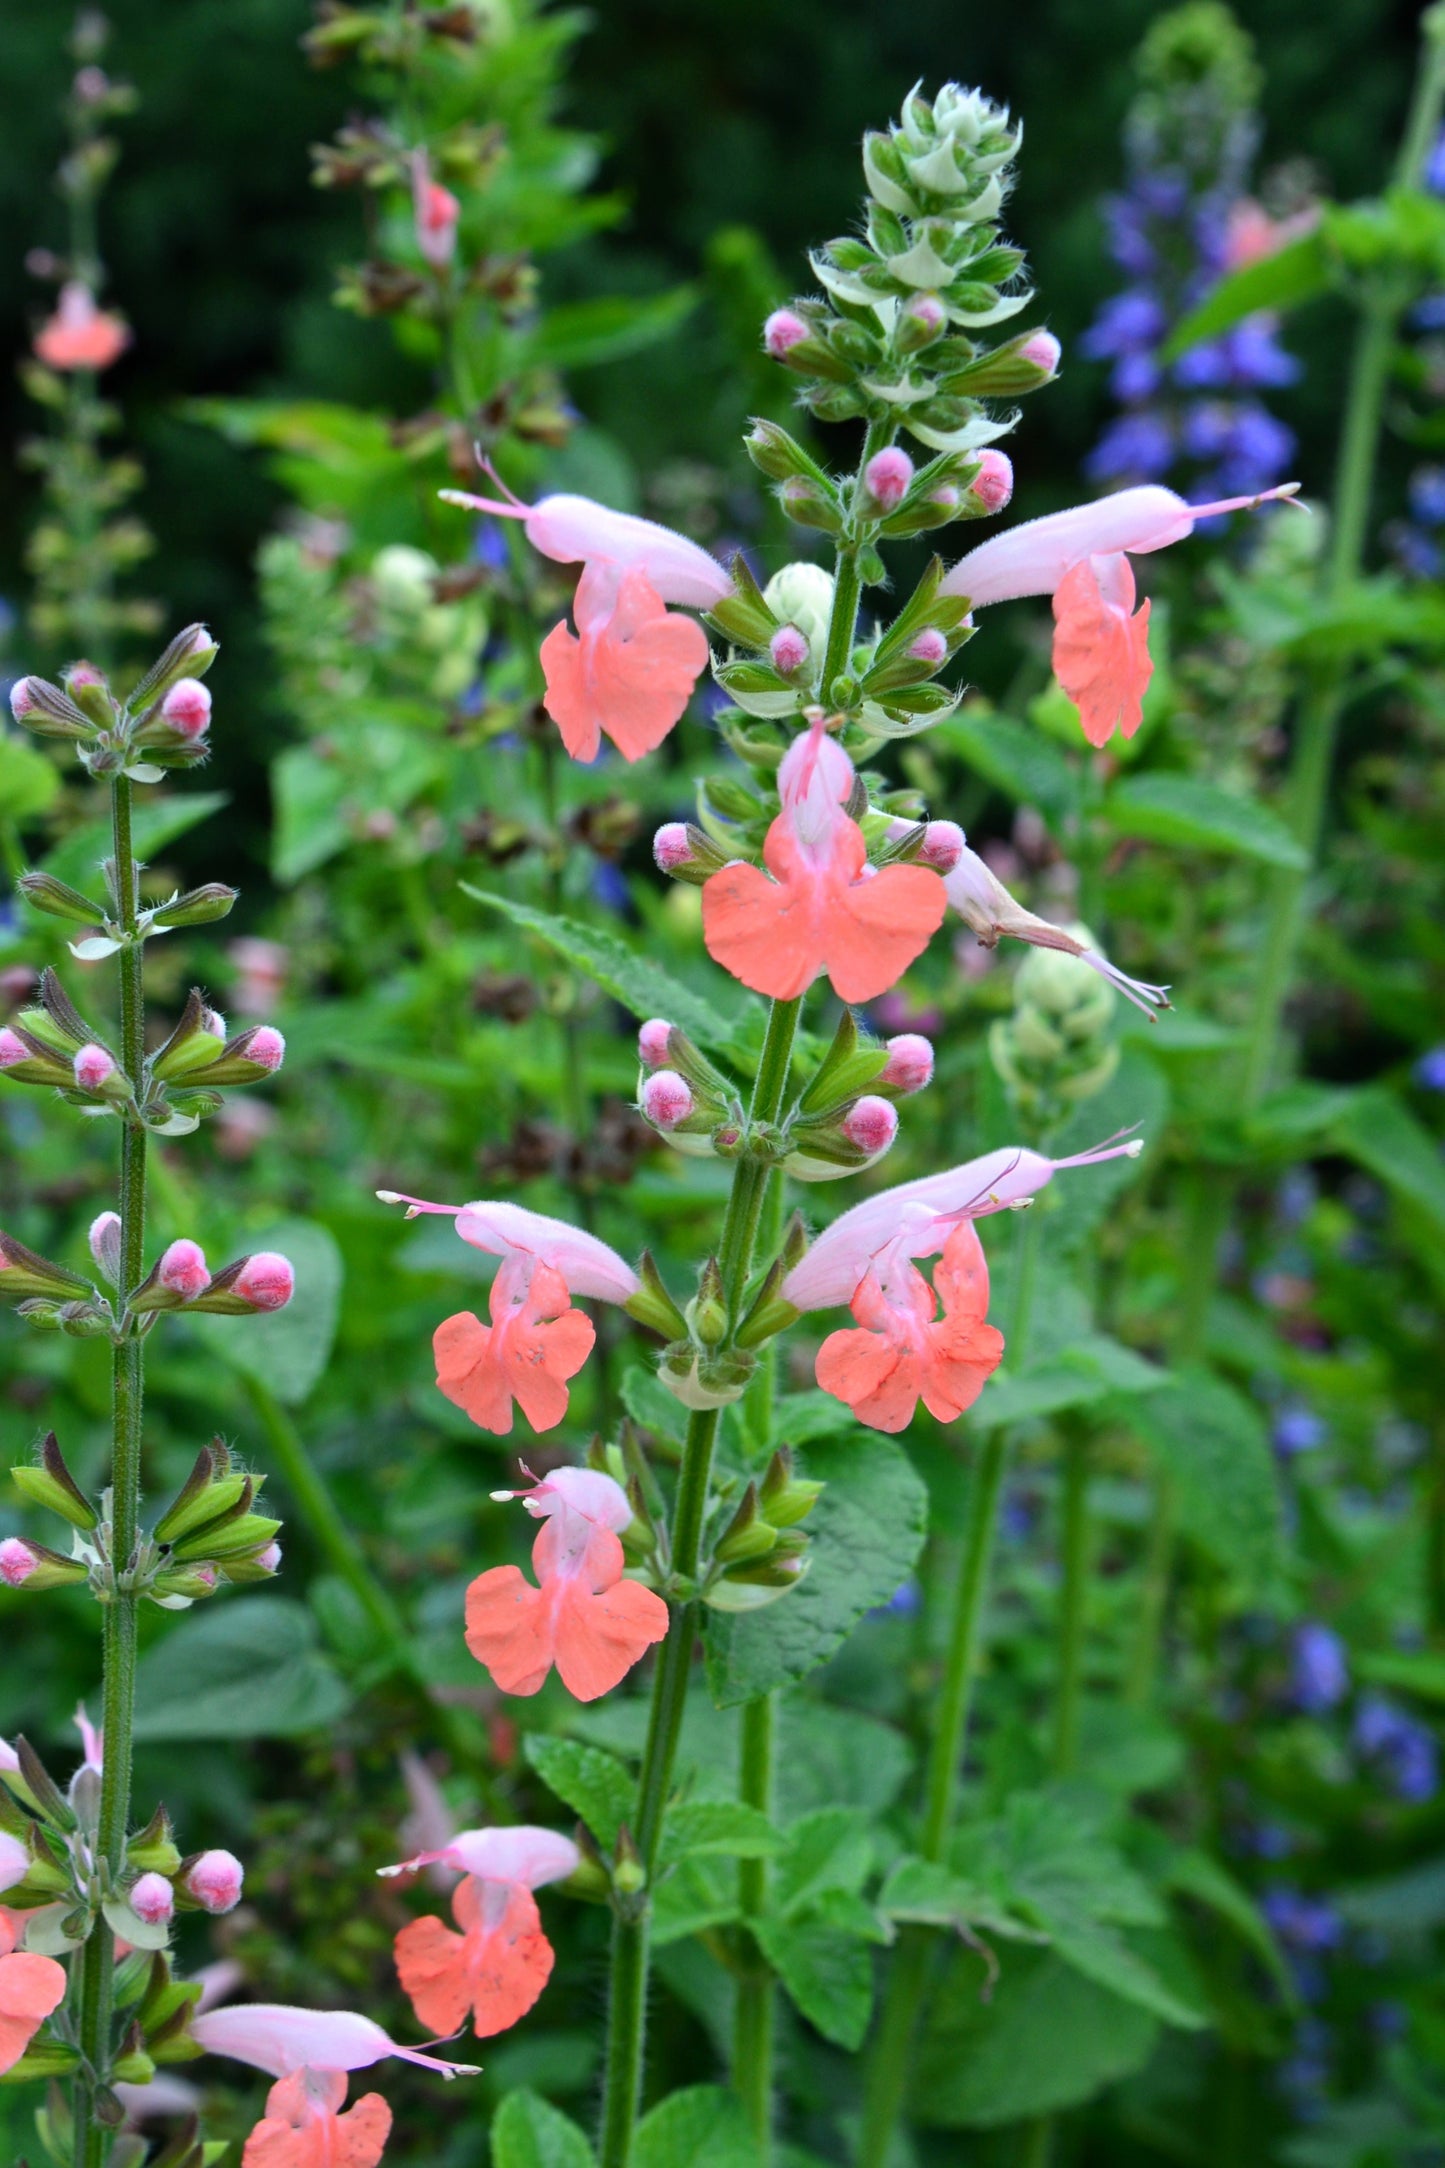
(941, 480, 1299, 744)
(439, 478, 731, 762)
(242, 2068, 391, 2168)
(389, 1827, 578, 2042)
(702, 718, 946, 1002)
(464, 1465, 669, 1702)
(815, 1221, 1004, 1432)
(377, 1193, 640, 1438)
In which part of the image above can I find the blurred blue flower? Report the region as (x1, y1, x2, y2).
(1273, 1407, 1324, 1457)
(1290, 1623, 1348, 1714)
(1415, 1046, 1445, 1091)
(1355, 1694, 1439, 1803)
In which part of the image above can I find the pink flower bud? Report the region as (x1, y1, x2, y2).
(160, 679, 211, 740)
(0, 1030, 30, 1070)
(130, 1872, 175, 1926)
(0, 1539, 38, 1589)
(970, 451, 1014, 515)
(1020, 331, 1061, 377)
(201, 1007, 227, 1040)
(841, 1096, 898, 1157)
(158, 1239, 209, 1300)
(769, 624, 810, 674)
(638, 1019, 674, 1070)
(909, 627, 948, 667)
(864, 447, 915, 511)
(73, 1043, 117, 1093)
(242, 1026, 285, 1073)
(641, 1070, 694, 1131)
(0, 1739, 20, 1774)
(8, 678, 37, 722)
(257, 1541, 282, 1575)
(185, 1849, 244, 1914)
(918, 820, 966, 874)
(66, 662, 105, 693)
(928, 486, 961, 517)
(901, 293, 947, 341)
(653, 822, 692, 874)
(234, 1253, 294, 1312)
(89, 1211, 122, 1279)
(764, 308, 810, 358)
(880, 1034, 935, 1094)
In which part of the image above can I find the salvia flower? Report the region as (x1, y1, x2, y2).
(190, 2002, 477, 2081)
(941, 480, 1298, 744)
(464, 1465, 668, 1702)
(379, 1193, 640, 1437)
(814, 1219, 1004, 1432)
(702, 717, 946, 1001)
(439, 480, 731, 762)
(412, 150, 461, 269)
(241, 2069, 390, 2168)
(33, 281, 130, 373)
(0, 1909, 66, 2076)
(944, 839, 1169, 1015)
(386, 1826, 579, 2040)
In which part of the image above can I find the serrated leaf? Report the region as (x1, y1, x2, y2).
(756, 1892, 883, 2049)
(658, 1801, 782, 1869)
(633, 2085, 757, 2168)
(702, 1433, 927, 1707)
(1103, 774, 1307, 869)
(651, 1856, 739, 1945)
(975, 1335, 1165, 1432)
(879, 1856, 1048, 1943)
(463, 887, 743, 1054)
(620, 1365, 686, 1444)
(524, 1735, 634, 1851)
(133, 1599, 348, 1741)
(774, 1808, 873, 1916)
(490, 2088, 595, 2168)
(1042, 1906, 1206, 2028)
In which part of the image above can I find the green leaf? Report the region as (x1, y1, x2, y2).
(776, 1704, 912, 1823)
(633, 2085, 757, 2168)
(756, 1893, 882, 2050)
(1165, 1845, 1295, 2003)
(658, 1801, 782, 1869)
(975, 1335, 1165, 1432)
(0, 736, 60, 826)
(530, 286, 700, 371)
(935, 708, 1080, 832)
(1329, 1087, 1445, 1242)
(42, 792, 229, 896)
(1103, 774, 1307, 869)
(463, 887, 743, 1054)
(1126, 1366, 1284, 1595)
(524, 1735, 635, 1851)
(879, 1856, 1048, 1944)
(1336, 1856, 1445, 1935)
(774, 1808, 873, 1916)
(702, 1432, 927, 1707)
(490, 2089, 596, 2168)
(273, 728, 440, 885)
(1353, 1648, 1445, 1703)
(1042, 1907, 1207, 2029)
(914, 1946, 1159, 2127)
(133, 1598, 348, 1741)
(190, 1219, 343, 1408)
(620, 1364, 687, 1444)
(1163, 228, 1332, 358)
(651, 1856, 739, 1946)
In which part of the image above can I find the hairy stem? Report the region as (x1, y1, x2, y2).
(735, 1692, 776, 2158)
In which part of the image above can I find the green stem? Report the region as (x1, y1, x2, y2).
(74, 779, 147, 2164)
(859, 1207, 1043, 2168)
(1018, 2115, 1054, 2168)
(598, 996, 801, 2168)
(734, 1693, 776, 2159)
(1051, 1428, 1090, 1779)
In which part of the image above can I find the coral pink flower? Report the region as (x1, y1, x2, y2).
(943, 840, 1169, 1016)
(34, 282, 130, 372)
(782, 1135, 1145, 1314)
(0, 1910, 66, 2076)
(387, 1826, 578, 2041)
(242, 2069, 390, 2168)
(378, 1194, 639, 1438)
(412, 151, 460, 270)
(190, 2001, 476, 2081)
(941, 481, 1298, 746)
(815, 1222, 1004, 1432)
(464, 1466, 668, 1702)
(702, 719, 946, 1002)
(440, 480, 731, 762)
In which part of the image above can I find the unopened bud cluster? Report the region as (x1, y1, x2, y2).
(703, 1447, 826, 1611)
(9, 624, 217, 782)
(989, 929, 1121, 1126)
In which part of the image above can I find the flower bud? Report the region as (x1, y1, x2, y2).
(64, 662, 114, 729)
(185, 1849, 243, 1914)
(6, 675, 93, 740)
(841, 1096, 898, 1156)
(967, 450, 1014, 515)
(159, 680, 211, 740)
(240, 1026, 285, 1074)
(233, 1253, 294, 1311)
(88, 1211, 122, 1283)
(863, 447, 915, 512)
(641, 1071, 694, 1131)
(415, 178, 460, 268)
(256, 1540, 282, 1574)
(129, 1873, 174, 1927)
(11, 1433, 99, 1532)
(150, 883, 238, 933)
(652, 822, 728, 886)
(0, 1030, 31, 1071)
(779, 475, 843, 534)
(880, 1034, 935, 1094)
(909, 627, 949, 667)
(918, 819, 965, 873)
(763, 308, 809, 358)
(769, 625, 810, 675)
(1021, 330, 1061, 377)
(16, 873, 107, 926)
(9, 678, 37, 723)
(202, 1008, 227, 1040)
(638, 1020, 674, 1070)
(158, 1240, 209, 1301)
(896, 292, 948, 353)
(72, 1043, 118, 1094)
(0, 1539, 38, 1588)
